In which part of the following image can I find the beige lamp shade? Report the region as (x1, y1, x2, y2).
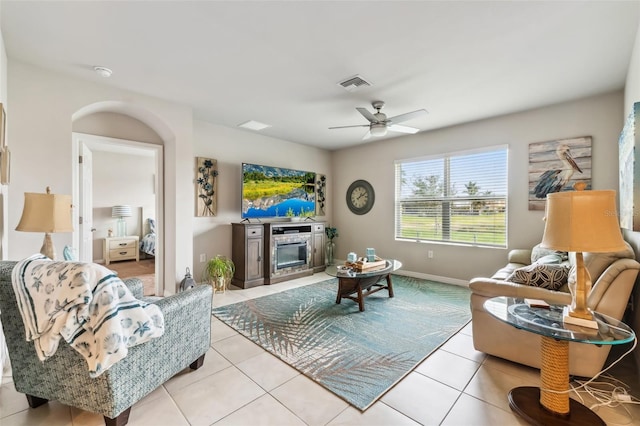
(540, 189, 626, 253)
(16, 190, 73, 233)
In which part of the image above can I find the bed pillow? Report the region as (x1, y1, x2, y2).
(148, 218, 156, 234)
(507, 262, 570, 290)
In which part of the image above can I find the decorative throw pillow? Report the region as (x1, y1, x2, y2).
(507, 263, 570, 290)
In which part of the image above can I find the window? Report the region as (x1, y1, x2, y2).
(394, 145, 508, 247)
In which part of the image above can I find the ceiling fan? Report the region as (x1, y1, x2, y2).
(329, 101, 428, 140)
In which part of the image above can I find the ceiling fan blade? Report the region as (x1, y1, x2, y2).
(388, 124, 420, 134)
(356, 107, 378, 123)
(387, 109, 428, 124)
(362, 130, 372, 140)
(329, 124, 370, 129)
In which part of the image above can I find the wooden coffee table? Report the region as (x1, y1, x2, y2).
(326, 260, 402, 311)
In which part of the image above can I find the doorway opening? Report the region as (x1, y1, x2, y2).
(71, 133, 164, 295)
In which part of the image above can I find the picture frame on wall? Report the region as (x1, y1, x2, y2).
(195, 157, 218, 217)
(619, 101, 640, 231)
(0, 103, 5, 150)
(528, 136, 592, 211)
(1, 148, 10, 185)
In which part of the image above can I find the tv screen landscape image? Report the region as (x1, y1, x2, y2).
(242, 163, 316, 219)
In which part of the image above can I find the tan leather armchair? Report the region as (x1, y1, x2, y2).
(469, 243, 640, 377)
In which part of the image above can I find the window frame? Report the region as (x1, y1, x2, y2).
(394, 145, 508, 248)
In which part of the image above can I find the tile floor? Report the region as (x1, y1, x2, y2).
(1, 272, 640, 425)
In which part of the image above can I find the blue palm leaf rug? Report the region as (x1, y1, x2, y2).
(211, 275, 471, 411)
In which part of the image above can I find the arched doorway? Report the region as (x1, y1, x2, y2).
(71, 102, 171, 295)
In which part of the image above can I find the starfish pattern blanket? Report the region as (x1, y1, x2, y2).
(12, 254, 164, 377)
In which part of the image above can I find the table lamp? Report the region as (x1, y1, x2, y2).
(540, 182, 626, 328)
(15, 186, 73, 260)
(112, 205, 132, 237)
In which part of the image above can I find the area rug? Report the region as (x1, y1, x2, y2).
(211, 275, 471, 410)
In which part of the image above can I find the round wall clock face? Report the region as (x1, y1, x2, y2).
(346, 179, 375, 215)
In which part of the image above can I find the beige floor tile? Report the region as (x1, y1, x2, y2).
(236, 351, 300, 391)
(327, 402, 420, 426)
(481, 355, 540, 382)
(415, 349, 481, 391)
(211, 317, 240, 343)
(128, 386, 189, 426)
(1, 401, 72, 426)
(270, 374, 349, 426)
(0, 382, 31, 419)
(459, 321, 473, 337)
(69, 407, 105, 426)
(380, 371, 460, 425)
(214, 393, 306, 426)
(441, 393, 528, 426)
(212, 289, 250, 308)
(170, 366, 265, 426)
(211, 333, 267, 364)
(464, 364, 539, 412)
(164, 347, 232, 394)
(440, 332, 487, 363)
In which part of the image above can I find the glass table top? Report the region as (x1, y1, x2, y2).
(325, 259, 402, 278)
(484, 297, 635, 345)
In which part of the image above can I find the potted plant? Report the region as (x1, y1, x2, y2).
(202, 255, 235, 293)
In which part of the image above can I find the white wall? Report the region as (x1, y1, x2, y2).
(192, 120, 332, 280)
(0, 9, 8, 260)
(7, 60, 193, 294)
(332, 91, 624, 282)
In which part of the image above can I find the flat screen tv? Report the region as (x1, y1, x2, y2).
(242, 163, 316, 219)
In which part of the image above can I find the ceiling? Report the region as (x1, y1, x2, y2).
(1, 1, 639, 151)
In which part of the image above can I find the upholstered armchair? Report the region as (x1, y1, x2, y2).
(0, 261, 212, 426)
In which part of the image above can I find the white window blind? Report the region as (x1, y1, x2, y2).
(394, 146, 508, 247)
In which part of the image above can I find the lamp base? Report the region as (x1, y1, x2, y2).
(562, 306, 598, 329)
(40, 233, 56, 260)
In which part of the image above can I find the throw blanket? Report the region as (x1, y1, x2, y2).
(12, 254, 164, 377)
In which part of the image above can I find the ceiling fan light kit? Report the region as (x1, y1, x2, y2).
(370, 123, 387, 137)
(329, 101, 427, 139)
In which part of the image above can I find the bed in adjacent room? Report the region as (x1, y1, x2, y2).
(140, 206, 156, 258)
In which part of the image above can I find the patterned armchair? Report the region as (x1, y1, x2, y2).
(0, 261, 212, 426)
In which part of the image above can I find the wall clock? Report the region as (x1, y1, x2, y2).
(346, 179, 375, 215)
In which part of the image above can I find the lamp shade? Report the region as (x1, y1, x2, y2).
(112, 205, 132, 218)
(16, 190, 73, 233)
(540, 189, 626, 253)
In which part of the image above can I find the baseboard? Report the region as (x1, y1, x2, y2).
(394, 270, 469, 288)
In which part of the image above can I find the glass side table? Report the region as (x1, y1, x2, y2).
(484, 296, 635, 426)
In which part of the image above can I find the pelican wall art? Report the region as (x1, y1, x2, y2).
(619, 101, 639, 231)
(528, 136, 592, 211)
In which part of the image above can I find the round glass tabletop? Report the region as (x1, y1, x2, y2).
(484, 296, 634, 345)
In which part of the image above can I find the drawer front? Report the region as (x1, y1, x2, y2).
(313, 224, 324, 233)
(247, 226, 263, 237)
(108, 239, 136, 250)
(109, 247, 136, 260)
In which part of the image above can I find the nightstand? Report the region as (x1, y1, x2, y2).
(104, 236, 139, 265)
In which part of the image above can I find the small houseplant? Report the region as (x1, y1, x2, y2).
(203, 255, 235, 293)
(325, 226, 338, 265)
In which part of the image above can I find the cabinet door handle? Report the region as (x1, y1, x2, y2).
(118, 243, 127, 246)
(119, 251, 128, 255)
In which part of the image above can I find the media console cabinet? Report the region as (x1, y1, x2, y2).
(231, 221, 326, 288)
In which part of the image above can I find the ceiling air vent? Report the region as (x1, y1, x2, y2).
(337, 75, 372, 92)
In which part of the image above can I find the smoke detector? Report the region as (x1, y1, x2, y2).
(93, 66, 113, 78)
